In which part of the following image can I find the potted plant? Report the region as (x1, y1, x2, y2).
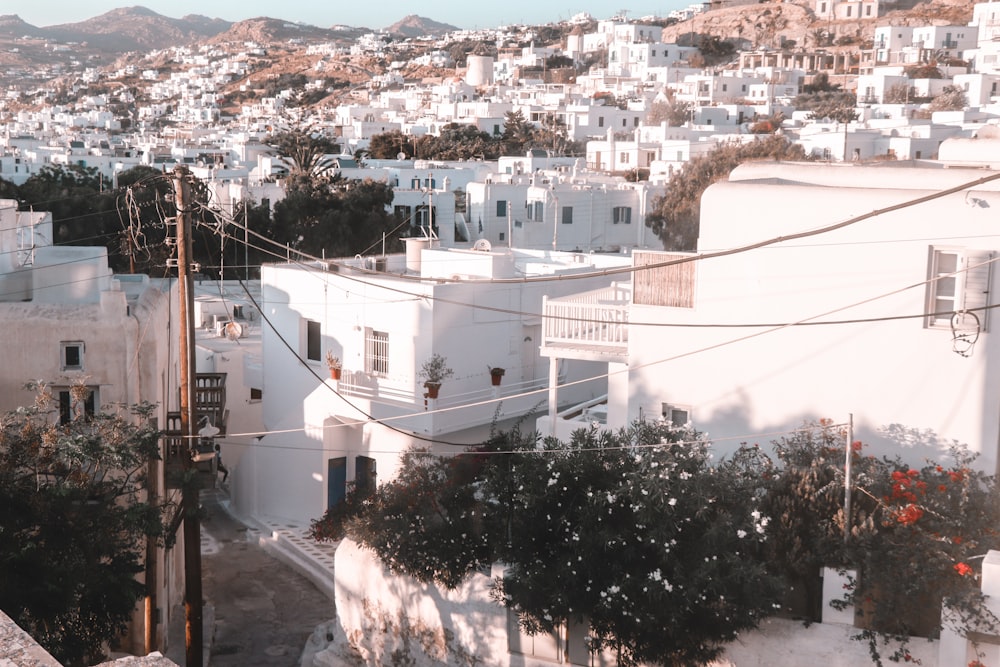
(489, 366, 505, 386)
(325, 351, 342, 380)
(419, 353, 453, 399)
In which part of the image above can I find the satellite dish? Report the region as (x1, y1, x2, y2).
(397, 152, 407, 160)
(472, 239, 492, 252)
(225, 321, 243, 340)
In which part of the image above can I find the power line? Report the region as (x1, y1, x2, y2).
(203, 200, 1000, 331)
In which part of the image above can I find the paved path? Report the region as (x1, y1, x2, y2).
(166, 489, 337, 666)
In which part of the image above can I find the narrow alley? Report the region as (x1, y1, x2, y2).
(166, 489, 338, 667)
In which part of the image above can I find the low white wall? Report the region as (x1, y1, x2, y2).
(326, 540, 941, 667)
(333, 539, 511, 667)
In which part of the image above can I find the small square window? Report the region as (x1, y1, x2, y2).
(61, 342, 84, 370)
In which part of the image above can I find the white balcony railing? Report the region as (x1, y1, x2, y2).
(542, 282, 630, 359)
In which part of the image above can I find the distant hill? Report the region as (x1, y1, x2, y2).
(384, 14, 458, 38)
(208, 17, 364, 45)
(41, 7, 232, 52)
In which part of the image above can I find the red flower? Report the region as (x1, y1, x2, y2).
(954, 562, 973, 577)
(895, 504, 924, 525)
(852, 440, 863, 452)
(892, 470, 907, 482)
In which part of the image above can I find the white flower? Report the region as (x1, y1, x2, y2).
(737, 529, 747, 539)
(668, 498, 677, 506)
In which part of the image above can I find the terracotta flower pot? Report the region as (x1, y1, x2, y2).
(330, 367, 342, 380)
(424, 382, 441, 399)
(491, 373, 503, 386)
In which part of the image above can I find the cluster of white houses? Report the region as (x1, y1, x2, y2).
(9, 134, 1000, 663)
(14, 2, 1000, 663)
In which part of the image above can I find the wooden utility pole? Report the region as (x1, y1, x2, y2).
(173, 165, 203, 667)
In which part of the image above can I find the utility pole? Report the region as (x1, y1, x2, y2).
(173, 165, 203, 667)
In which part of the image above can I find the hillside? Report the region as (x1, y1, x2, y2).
(662, 0, 976, 52)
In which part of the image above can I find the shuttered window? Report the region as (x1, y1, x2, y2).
(926, 247, 992, 332)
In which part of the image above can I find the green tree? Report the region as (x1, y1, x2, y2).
(266, 129, 340, 187)
(269, 177, 403, 258)
(501, 109, 534, 156)
(645, 135, 807, 251)
(367, 129, 416, 160)
(311, 422, 784, 667)
(0, 391, 166, 667)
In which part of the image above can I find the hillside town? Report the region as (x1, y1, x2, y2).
(7, 1, 1000, 666)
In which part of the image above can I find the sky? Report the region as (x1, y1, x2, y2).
(1, 1, 687, 30)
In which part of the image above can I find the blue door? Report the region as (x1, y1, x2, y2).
(327, 457, 347, 508)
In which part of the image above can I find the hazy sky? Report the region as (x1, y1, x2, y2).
(2, 1, 685, 29)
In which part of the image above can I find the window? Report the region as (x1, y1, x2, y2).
(846, 5, 852, 16)
(598, 116, 604, 127)
(620, 152, 630, 164)
(355, 456, 377, 494)
(365, 329, 389, 376)
(306, 320, 322, 362)
(415, 205, 437, 229)
(661, 403, 690, 427)
(393, 204, 411, 220)
(250, 387, 263, 402)
(496, 200, 507, 217)
(59, 387, 97, 424)
(61, 341, 84, 370)
(531, 201, 544, 221)
(612, 206, 632, 224)
(561, 206, 573, 224)
(926, 247, 993, 330)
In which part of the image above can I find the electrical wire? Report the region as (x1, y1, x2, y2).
(202, 200, 1000, 331)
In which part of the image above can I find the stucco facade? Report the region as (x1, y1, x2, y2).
(249, 247, 631, 525)
(611, 158, 1000, 472)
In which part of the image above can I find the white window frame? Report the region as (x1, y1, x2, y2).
(61, 341, 85, 371)
(365, 328, 389, 377)
(925, 247, 993, 331)
(612, 206, 632, 225)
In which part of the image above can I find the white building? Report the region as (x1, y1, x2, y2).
(0, 200, 184, 656)
(540, 149, 1000, 475)
(247, 247, 631, 525)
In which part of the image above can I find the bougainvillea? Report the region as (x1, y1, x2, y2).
(762, 421, 1000, 666)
